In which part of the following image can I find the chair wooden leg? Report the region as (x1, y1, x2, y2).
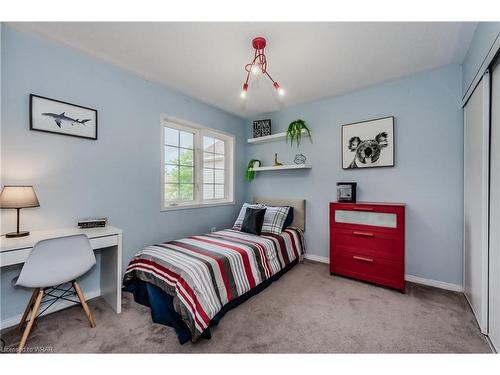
(72, 281, 96, 328)
(18, 288, 40, 331)
(17, 289, 43, 354)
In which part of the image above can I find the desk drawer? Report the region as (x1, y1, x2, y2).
(0, 248, 32, 267)
(0, 235, 118, 267)
(90, 235, 118, 250)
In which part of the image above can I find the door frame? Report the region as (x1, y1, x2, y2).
(463, 70, 490, 334)
(488, 55, 500, 351)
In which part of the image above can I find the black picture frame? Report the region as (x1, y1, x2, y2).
(29, 94, 98, 140)
(341, 116, 395, 170)
(337, 182, 357, 202)
(253, 119, 272, 138)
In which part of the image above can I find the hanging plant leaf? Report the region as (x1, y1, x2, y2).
(245, 159, 261, 182)
(286, 119, 312, 147)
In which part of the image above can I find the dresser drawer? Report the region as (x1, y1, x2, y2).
(330, 228, 403, 261)
(330, 250, 404, 290)
(334, 208, 397, 227)
(329, 203, 405, 235)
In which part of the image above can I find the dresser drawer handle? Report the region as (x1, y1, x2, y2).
(353, 231, 374, 237)
(353, 255, 374, 263)
(352, 207, 373, 211)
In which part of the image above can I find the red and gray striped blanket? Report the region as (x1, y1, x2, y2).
(123, 228, 304, 341)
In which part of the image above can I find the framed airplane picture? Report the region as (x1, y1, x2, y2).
(30, 94, 98, 140)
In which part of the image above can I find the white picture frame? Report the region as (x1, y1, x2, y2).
(342, 116, 394, 169)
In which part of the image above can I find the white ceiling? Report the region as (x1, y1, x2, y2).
(10, 22, 476, 118)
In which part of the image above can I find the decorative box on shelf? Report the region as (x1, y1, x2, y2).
(253, 119, 272, 138)
(329, 202, 405, 292)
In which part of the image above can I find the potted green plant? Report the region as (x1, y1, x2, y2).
(245, 159, 261, 182)
(286, 119, 312, 147)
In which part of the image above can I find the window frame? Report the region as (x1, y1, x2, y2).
(160, 115, 235, 211)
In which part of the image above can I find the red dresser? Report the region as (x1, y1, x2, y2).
(329, 202, 405, 291)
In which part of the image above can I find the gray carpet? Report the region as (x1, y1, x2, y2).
(0, 260, 491, 353)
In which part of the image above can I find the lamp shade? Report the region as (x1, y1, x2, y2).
(0, 186, 40, 209)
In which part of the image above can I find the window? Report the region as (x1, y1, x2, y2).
(203, 136, 226, 200)
(161, 116, 234, 210)
(164, 127, 195, 202)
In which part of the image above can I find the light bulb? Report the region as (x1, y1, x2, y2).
(273, 82, 285, 97)
(241, 83, 248, 99)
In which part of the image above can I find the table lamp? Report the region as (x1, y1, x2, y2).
(0, 185, 40, 238)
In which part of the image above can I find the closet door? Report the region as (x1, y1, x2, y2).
(464, 74, 490, 334)
(490, 61, 500, 350)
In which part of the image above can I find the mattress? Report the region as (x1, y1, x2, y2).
(122, 227, 305, 342)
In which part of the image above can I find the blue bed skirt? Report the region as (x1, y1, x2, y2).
(123, 258, 298, 344)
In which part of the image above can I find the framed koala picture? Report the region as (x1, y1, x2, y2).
(342, 116, 394, 169)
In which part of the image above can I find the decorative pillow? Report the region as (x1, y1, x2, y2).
(233, 202, 264, 230)
(260, 205, 291, 234)
(240, 207, 267, 235)
(283, 207, 294, 229)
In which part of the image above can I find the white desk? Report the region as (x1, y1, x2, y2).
(0, 226, 122, 314)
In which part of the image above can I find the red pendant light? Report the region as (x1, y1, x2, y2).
(241, 37, 284, 99)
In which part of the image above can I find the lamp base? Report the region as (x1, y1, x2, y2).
(5, 231, 30, 238)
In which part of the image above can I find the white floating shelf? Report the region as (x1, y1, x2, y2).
(247, 129, 308, 144)
(250, 164, 312, 172)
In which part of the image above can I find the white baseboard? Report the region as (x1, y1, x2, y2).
(303, 253, 463, 292)
(404, 275, 463, 292)
(0, 288, 101, 330)
(303, 253, 329, 264)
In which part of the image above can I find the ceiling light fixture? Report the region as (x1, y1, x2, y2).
(241, 37, 284, 99)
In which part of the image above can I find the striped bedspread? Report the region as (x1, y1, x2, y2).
(123, 228, 305, 341)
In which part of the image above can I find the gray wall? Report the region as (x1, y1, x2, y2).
(462, 22, 500, 97)
(246, 65, 464, 285)
(0, 25, 246, 322)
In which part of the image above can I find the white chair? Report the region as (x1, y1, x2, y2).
(15, 234, 97, 353)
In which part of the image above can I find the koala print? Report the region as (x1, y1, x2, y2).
(348, 132, 388, 168)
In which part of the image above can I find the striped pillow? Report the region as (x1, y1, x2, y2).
(260, 205, 291, 234)
(233, 202, 264, 230)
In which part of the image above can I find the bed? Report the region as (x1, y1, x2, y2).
(122, 197, 306, 343)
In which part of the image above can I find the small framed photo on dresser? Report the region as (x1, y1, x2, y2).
(337, 182, 357, 202)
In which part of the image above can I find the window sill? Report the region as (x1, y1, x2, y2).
(161, 200, 236, 212)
